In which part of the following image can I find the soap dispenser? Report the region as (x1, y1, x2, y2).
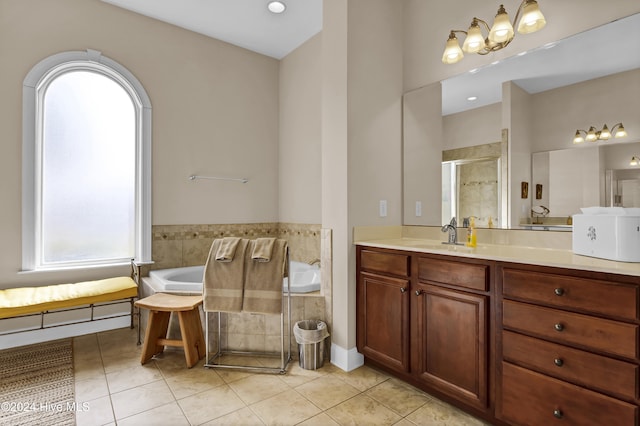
(466, 217, 477, 248)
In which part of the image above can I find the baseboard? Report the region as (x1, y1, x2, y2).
(330, 343, 364, 372)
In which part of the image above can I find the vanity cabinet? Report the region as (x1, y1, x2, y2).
(356, 248, 411, 373)
(357, 243, 640, 425)
(497, 264, 640, 426)
(356, 246, 492, 417)
(412, 257, 489, 411)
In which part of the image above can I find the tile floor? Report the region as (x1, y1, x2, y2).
(73, 327, 489, 425)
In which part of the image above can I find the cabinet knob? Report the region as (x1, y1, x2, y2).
(400, 287, 406, 293)
(554, 358, 564, 367)
(554, 323, 564, 332)
(415, 290, 424, 296)
(554, 288, 564, 296)
(553, 409, 563, 419)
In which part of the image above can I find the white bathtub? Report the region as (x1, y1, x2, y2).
(148, 261, 321, 293)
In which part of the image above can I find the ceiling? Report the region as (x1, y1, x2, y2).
(101, 0, 323, 59)
(100, 1, 638, 116)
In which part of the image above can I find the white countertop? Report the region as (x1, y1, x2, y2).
(356, 238, 640, 278)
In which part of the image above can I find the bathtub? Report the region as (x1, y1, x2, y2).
(148, 261, 321, 293)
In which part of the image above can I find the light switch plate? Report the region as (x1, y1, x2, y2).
(379, 200, 387, 217)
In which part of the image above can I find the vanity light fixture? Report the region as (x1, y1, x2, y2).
(267, 1, 286, 14)
(631, 156, 640, 166)
(442, 0, 546, 64)
(573, 123, 627, 144)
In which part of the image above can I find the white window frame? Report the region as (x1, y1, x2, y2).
(22, 49, 152, 271)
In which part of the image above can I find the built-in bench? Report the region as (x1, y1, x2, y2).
(0, 276, 138, 337)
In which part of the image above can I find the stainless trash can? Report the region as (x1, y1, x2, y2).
(293, 320, 329, 370)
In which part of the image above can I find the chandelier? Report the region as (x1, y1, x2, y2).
(572, 123, 627, 144)
(442, 0, 546, 65)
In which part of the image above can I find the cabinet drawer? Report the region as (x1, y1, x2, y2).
(360, 250, 410, 277)
(503, 330, 639, 401)
(418, 257, 488, 291)
(503, 300, 639, 360)
(500, 362, 637, 426)
(502, 268, 639, 321)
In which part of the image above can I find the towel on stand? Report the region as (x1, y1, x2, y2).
(251, 238, 276, 262)
(215, 237, 241, 262)
(203, 238, 248, 313)
(243, 239, 287, 314)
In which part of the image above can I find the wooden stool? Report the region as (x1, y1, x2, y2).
(135, 293, 205, 368)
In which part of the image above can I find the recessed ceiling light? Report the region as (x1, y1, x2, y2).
(543, 42, 556, 49)
(469, 68, 479, 74)
(268, 1, 286, 14)
(517, 51, 528, 56)
(467, 96, 478, 101)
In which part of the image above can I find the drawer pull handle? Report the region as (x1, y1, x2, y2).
(554, 358, 564, 367)
(400, 287, 406, 293)
(415, 290, 424, 296)
(554, 288, 564, 296)
(553, 409, 563, 419)
(554, 323, 564, 332)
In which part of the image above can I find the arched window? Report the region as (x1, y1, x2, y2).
(23, 50, 151, 270)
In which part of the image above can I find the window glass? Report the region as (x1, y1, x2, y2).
(41, 71, 136, 264)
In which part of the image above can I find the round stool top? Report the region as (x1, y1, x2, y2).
(135, 292, 203, 311)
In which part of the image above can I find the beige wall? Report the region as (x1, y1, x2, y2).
(322, 0, 403, 366)
(0, 0, 279, 286)
(443, 103, 502, 150)
(531, 69, 640, 153)
(403, 83, 442, 226)
(279, 34, 322, 224)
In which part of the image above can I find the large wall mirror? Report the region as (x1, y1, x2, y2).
(403, 12, 640, 230)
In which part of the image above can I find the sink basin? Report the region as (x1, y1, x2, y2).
(399, 240, 477, 253)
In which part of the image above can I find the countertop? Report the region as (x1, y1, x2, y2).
(356, 238, 640, 278)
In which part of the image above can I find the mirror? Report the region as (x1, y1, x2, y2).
(530, 141, 640, 228)
(403, 13, 640, 229)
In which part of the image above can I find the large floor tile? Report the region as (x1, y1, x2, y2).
(227, 373, 291, 405)
(201, 407, 266, 425)
(295, 375, 360, 410)
(326, 394, 402, 426)
(297, 412, 341, 426)
(75, 375, 110, 403)
(117, 401, 190, 426)
(365, 378, 432, 417)
(250, 389, 322, 426)
(75, 395, 114, 426)
(110, 380, 175, 420)
(331, 365, 391, 392)
(164, 365, 225, 399)
(177, 384, 246, 425)
(405, 398, 486, 426)
(106, 363, 163, 394)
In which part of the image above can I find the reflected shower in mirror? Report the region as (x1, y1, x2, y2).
(442, 138, 508, 229)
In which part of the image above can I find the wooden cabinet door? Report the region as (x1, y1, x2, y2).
(413, 283, 488, 410)
(357, 271, 411, 373)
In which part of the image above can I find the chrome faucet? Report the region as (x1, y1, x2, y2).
(441, 217, 462, 245)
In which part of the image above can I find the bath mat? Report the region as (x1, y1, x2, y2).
(0, 339, 75, 426)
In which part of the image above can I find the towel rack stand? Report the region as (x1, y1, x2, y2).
(204, 247, 292, 374)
